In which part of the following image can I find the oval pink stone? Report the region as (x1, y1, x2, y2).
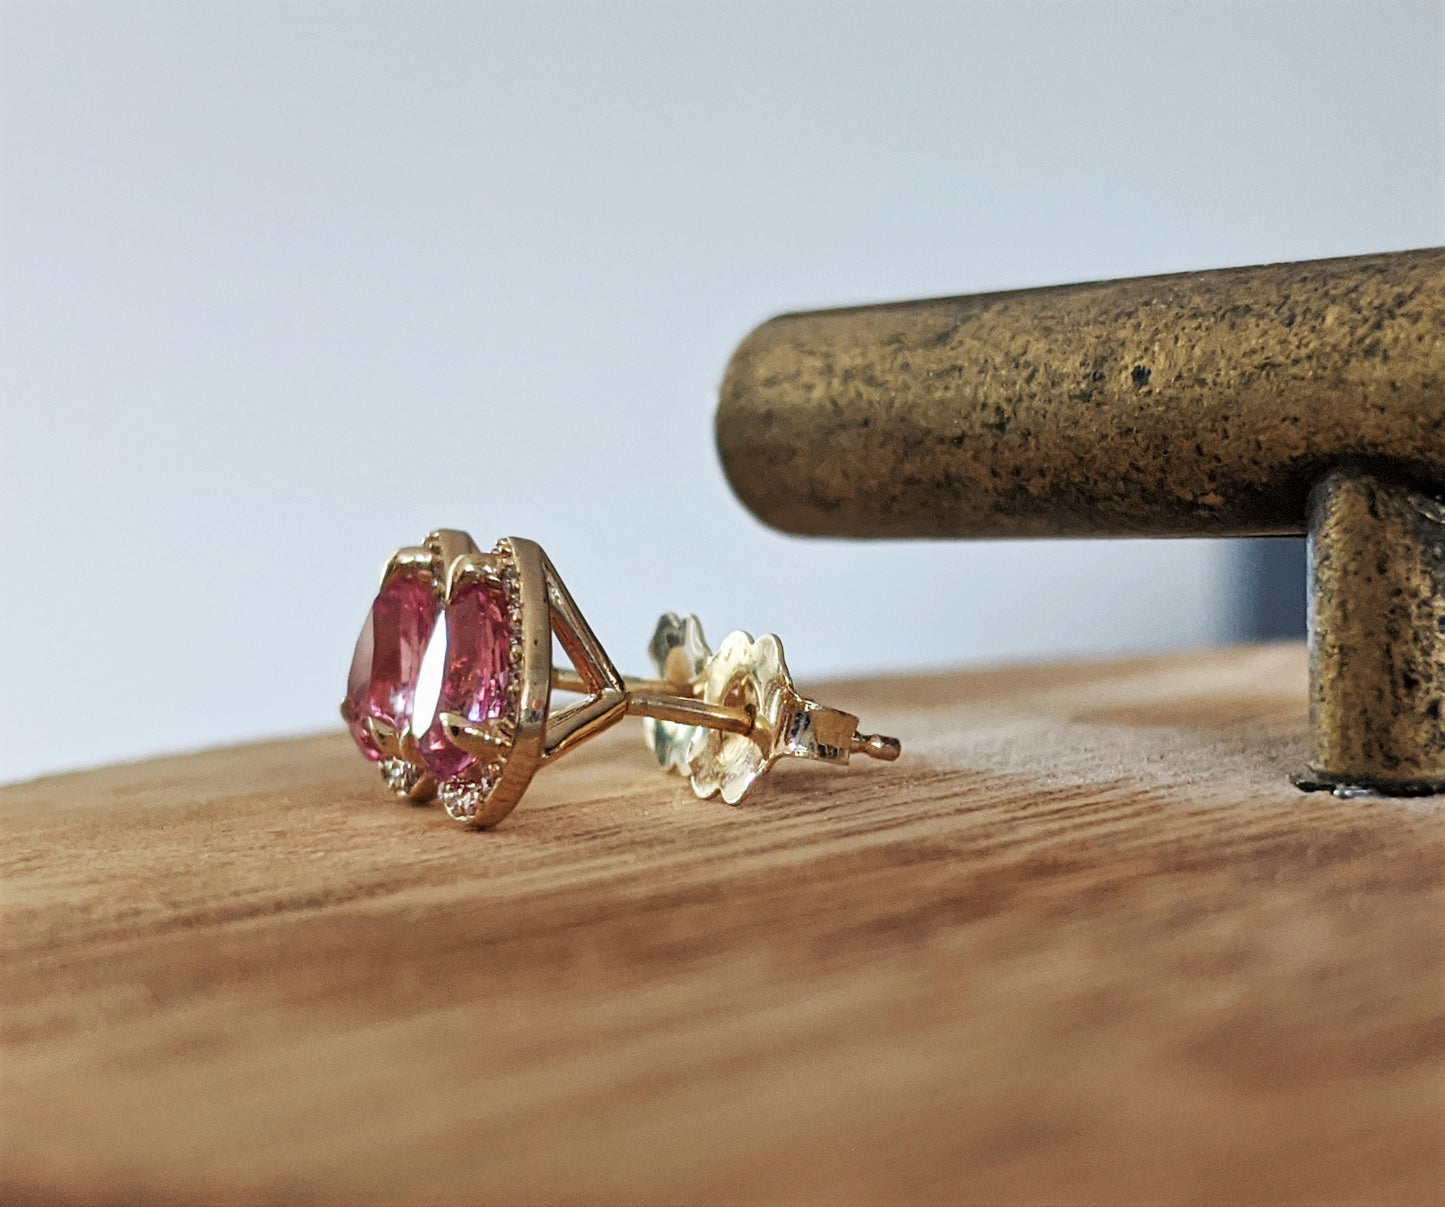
(345, 571, 439, 761)
(419, 580, 513, 783)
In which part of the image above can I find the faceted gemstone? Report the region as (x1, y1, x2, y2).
(345, 571, 439, 761)
(419, 580, 513, 783)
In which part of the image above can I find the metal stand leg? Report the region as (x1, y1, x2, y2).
(1295, 468, 1445, 796)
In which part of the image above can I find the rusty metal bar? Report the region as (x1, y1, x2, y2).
(715, 249, 1445, 795)
(717, 249, 1445, 539)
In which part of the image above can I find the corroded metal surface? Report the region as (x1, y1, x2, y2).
(717, 249, 1445, 539)
(1298, 470, 1445, 795)
(717, 249, 1445, 795)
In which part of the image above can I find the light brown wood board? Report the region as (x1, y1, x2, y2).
(2, 644, 1442, 1205)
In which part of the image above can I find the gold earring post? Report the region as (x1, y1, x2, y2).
(550, 670, 899, 757)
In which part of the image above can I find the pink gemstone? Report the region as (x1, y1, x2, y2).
(419, 580, 513, 783)
(345, 571, 439, 761)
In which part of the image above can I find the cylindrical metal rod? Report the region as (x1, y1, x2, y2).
(626, 691, 754, 736)
(717, 249, 1445, 539)
(551, 669, 756, 736)
(551, 669, 675, 697)
(1297, 469, 1445, 796)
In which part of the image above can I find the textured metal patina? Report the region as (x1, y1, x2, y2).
(715, 249, 1445, 796)
(1297, 470, 1445, 795)
(717, 249, 1445, 539)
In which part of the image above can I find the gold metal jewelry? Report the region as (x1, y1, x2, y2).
(342, 530, 899, 829)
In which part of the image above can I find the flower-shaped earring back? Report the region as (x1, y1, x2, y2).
(644, 614, 901, 804)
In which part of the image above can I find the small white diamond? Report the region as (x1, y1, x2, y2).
(440, 778, 495, 822)
(380, 758, 423, 798)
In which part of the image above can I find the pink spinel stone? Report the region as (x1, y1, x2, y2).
(345, 571, 438, 761)
(419, 580, 513, 783)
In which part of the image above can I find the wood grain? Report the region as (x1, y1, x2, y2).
(3, 645, 1443, 1205)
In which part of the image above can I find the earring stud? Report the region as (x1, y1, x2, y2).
(342, 530, 900, 828)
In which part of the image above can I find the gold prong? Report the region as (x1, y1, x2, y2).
(438, 711, 513, 755)
(399, 726, 423, 763)
(381, 545, 436, 587)
(362, 715, 406, 759)
(426, 529, 479, 570)
(444, 552, 506, 601)
(403, 770, 438, 803)
(339, 699, 353, 725)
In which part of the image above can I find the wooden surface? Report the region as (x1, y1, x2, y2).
(3, 645, 1443, 1205)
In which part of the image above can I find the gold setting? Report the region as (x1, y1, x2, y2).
(344, 530, 900, 828)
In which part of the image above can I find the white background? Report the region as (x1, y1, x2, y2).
(2, 1, 1442, 783)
